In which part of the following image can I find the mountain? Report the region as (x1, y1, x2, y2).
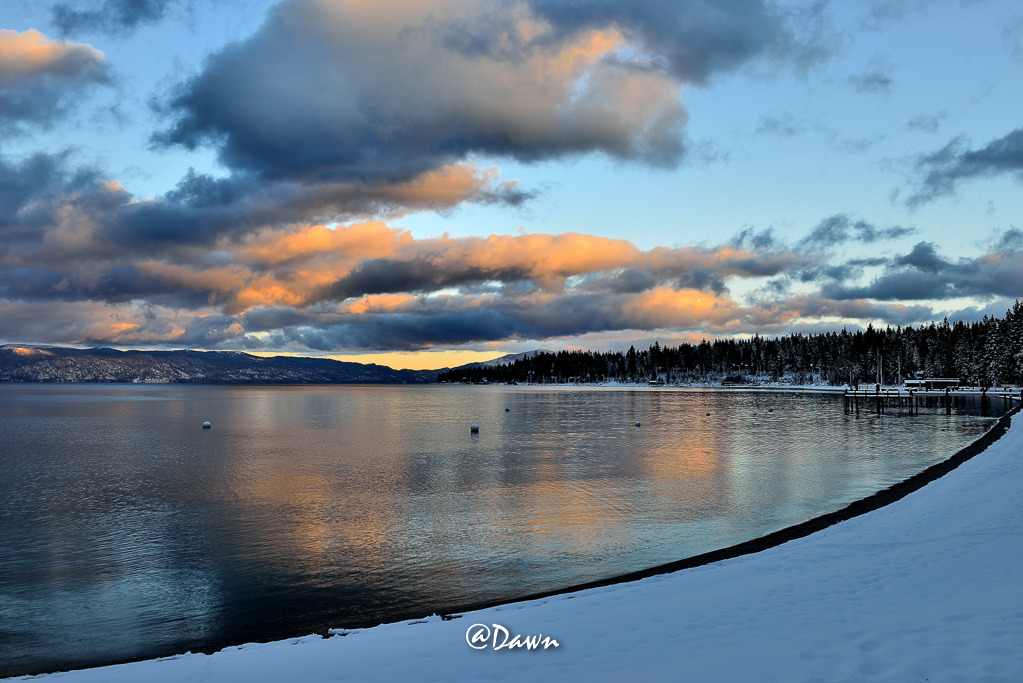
(450, 349, 551, 370)
(0, 346, 439, 384)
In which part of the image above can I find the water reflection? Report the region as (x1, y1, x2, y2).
(0, 384, 1004, 676)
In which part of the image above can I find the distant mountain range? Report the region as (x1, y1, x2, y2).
(0, 346, 440, 384)
(449, 349, 551, 370)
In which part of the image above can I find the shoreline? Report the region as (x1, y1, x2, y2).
(9, 402, 1020, 680)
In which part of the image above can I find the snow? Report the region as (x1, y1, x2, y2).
(11, 410, 1023, 682)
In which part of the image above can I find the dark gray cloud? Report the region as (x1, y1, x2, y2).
(255, 287, 720, 351)
(586, 268, 660, 294)
(152, 0, 692, 183)
(792, 293, 935, 327)
(992, 227, 1023, 254)
(281, 309, 531, 351)
(800, 213, 915, 248)
(0, 150, 112, 254)
(823, 241, 1023, 301)
(51, 0, 173, 36)
(314, 259, 532, 302)
(892, 241, 948, 272)
(910, 128, 1023, 205)
(525, 0, 795, 84)
(676, 268, 726, 295)
(1, 160, 530, 255)
(730, 226, 778, 250)
(152, 0, 825, 186)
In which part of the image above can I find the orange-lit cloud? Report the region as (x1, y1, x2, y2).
(626, 287, 739, 329)
(0, 193, 961, 356)
(0, 29, 104, 82)
(340, 294, 421, 315)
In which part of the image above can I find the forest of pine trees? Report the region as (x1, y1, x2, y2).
(439, 301, 1023, 387)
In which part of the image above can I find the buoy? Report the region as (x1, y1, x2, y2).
(202, 421, 212, 429)
(768, 407, 774, 412)
(635, 421, 641, 427)
(505, 407, 510, 412)
(470, 423, 480, 432)
(706, 412, 711, 416)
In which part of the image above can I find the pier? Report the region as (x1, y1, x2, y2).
(843, 387, 1023, 416)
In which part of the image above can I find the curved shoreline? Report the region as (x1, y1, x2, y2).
(430, 401, 1020, 620)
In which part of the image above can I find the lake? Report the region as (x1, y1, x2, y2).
(0, 383, 1002, 675)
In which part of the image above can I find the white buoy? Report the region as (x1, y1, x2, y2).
(635, 421, 641, 427)
(202, 421, 212, 429)
(470, 423, 480, 433)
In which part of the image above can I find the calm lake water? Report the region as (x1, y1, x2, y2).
(0, 383, 1004, 675)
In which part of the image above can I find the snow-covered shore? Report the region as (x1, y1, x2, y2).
(13, 408, 1022, 682)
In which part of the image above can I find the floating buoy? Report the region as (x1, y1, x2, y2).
(202, 421, 212, 429)
(768, 407, 774, 412)
(470, 423, 480, 433)
(635, 421, 641, 427)
(706, 412, 711, 416)
(505, 407, 510, 412)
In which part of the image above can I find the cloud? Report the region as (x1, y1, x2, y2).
(0, 149, 1011, 354)
(525, 0, 798, 84)
(0, 166, 827, 349)
(755, 113, 806, 138)
(2, 209, 992, 352)
(799, 213, 915, 249)
(51, 0, 173, 36)
(730, 226, 778, 250)
(906, 111, 946, 134)
(152, 0, 826, 189)
(909, 128, 1023, 205)
(108, 162, 533, 249)
(0, 149, 529, 266)
(153, 0, 695, 185)
(822, 241, 1023, 301)
(0, 29, 108, 132)
(848, 68, 892, 94)
(1004, 14, 1023, 61)
(11, 166, 999, 353)
(992, 227, 1023, 255)
(1, 181, 962, 354)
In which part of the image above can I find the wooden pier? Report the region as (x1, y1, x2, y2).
(843, 387, 1023, 416)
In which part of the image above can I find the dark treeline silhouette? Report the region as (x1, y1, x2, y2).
(439, 301, 1023, 387)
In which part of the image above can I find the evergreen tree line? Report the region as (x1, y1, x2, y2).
(439, 301, 1023, 387)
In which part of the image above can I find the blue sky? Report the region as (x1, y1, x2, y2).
(1, 0, 1021, 369)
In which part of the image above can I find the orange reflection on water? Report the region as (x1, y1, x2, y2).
(487, 468, 629, 561)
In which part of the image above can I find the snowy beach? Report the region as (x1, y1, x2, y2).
(11, 405, 1021, 682)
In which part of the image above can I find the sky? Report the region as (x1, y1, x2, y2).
(1, 0, 1022, 370)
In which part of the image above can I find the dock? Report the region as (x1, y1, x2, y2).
(843, 387, 1023, 415)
